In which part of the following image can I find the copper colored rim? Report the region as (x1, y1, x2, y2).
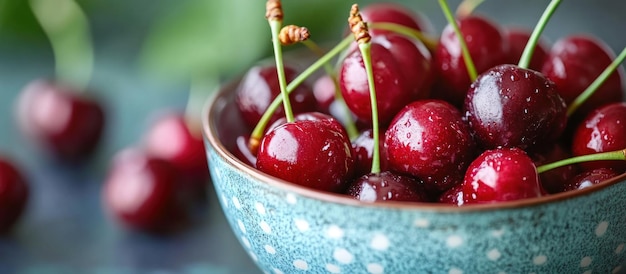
(202, 81, 626, 213)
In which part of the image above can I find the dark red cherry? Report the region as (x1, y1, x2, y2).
(256, 115, 355, 193)
(541, 35, 624, 122)
(505, 27, 548, 71)
(360, 2, 433, 36)
(15, 79, 105, 162)
(433, 15, 509, 107)
(233, 135, 257, 167)
(339, 33, 432, 125)
(562, 168, 619, 192)
(571, 102, 626, 173)
(351, 128, 388, 178)
(235, 65, 316, 129)
(463, 147, 542, 203)
(529, 143, 580, 194)
(0, 157, 29, 234)
(346, 171, 429, 203)
(438, 184, 464, 206)
(384, 99, 475, 192)
(464, 64, 567, 151)
(143, 111, 209, 185)
(103, 148, 197, 234)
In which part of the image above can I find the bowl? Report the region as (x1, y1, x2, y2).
(202, 75, 626, 274)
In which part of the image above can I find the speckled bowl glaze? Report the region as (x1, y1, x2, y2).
(203, 79, 626, 274)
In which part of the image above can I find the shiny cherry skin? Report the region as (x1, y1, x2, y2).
(235, 65, 316, 129)
(571, 102, 626, 173)
(433, 15, 509, 107)
(340, 33, 432, 125)
(256, 113, 355, 193)
(103, 148, 196, 234)
(312, 75, 337, 114)
(233, 135, 257, 167)
(360, 2, 433, 36)
(346, 171, 429, 203)
(529, 143, 580, 194)
(384, 99, 476, 193)
(463, 147, 542, 204)
(562, 168, 619, 192)
(351, 128, 388, 178)
(15, 79, 105, 162)
(464, 64, 567, 151)
(0, 157, 29, 234)
(143, 111, 209, 185)
(438, 184, 464, 206)
(505, 27, 548, 71)
(541, 35, 624, 122)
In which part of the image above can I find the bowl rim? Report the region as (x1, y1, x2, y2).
(202, 77, 626, 213)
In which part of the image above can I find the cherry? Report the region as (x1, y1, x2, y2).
(346, 171, 429, 203)
(433, 15, 509, 107)
(256, 114, 355, 193)
(359, 2, 433, 36)
(15, 79, 106, 162)
(562, 168, 619, 192)
(351, 129, 388, 178)
(529, 143, 580, 194)
(384, 99, 476, 193)
(233, 135, 257, 167)
(103, 148, 200, 234)
(571, 102, 626, 173)
(235, 65, 316, 129)
(505, 27, 548, 71)
(0, 157, 29, 234)
(312, 75, 337, 114)
(438, 183, 464, 206)
(463, 147, 542, 204)
(464, 64, 567, 151)
(142, 111, 209, 185)
(541, 35, 624, 122)
(339, 33, 432, 125)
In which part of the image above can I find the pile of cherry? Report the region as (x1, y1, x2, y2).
(233, 1, 626, 206)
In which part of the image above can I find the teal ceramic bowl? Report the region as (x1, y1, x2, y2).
(203, 79, 626, 274)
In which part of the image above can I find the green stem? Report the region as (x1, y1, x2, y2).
(269, 20, 294, 123)
(567, 47, 626, 117)
(359, 42, 380, 174)
(438, 0, 477, 82)
(250, 35, 354, 147)
(518, 0, 561, 69)
(368, 22, 438, 51)
(537, 149, 626, 174)
(30, 0, 93, 91)
(302, 39, 359, 140)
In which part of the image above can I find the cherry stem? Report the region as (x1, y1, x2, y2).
(359, 42, 381, 174)
(302, 40, 359, 140)
(518, 0, 561, 69)
(537, 148, 626, 174)
(29, 0, 93, 91)
(249, 35, 354, 150)
(269, 19, 295, 123)
(455, 0, 485, 18)
(368, 22, 438, 51)
(567, 46, 626, 117)
(438, 0, 478, 82)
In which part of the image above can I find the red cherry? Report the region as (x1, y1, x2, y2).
(351, 128, 388, 178)
(312, 75, 337, 114)
(529, 143, 580, 194)
(256, 115, 355, 193)
(464, 64, 567, 151)
(438, 184, 464, 206)
(143, 111, 209, 185)
(103, 148, 197, 234)
(571, 102, 626, 173)
(233, 135, 257, 167)
(505, 27, 548, 71)
(433, 15, 509, 107)
(541, 35, 624, 122)
(339, 34, 432, 125)
(562, 168, 619, 192)
(346, 171, 429, 203)
(384, 99, 476, 193)
(0, 157, 29, 234)
(463, 147, 542, 203)
(15, 79, 105, 162)
(235, 65, 316, 129)
(360, 2, 433, 36)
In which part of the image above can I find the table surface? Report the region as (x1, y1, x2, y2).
(0, 1, 625, 273)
